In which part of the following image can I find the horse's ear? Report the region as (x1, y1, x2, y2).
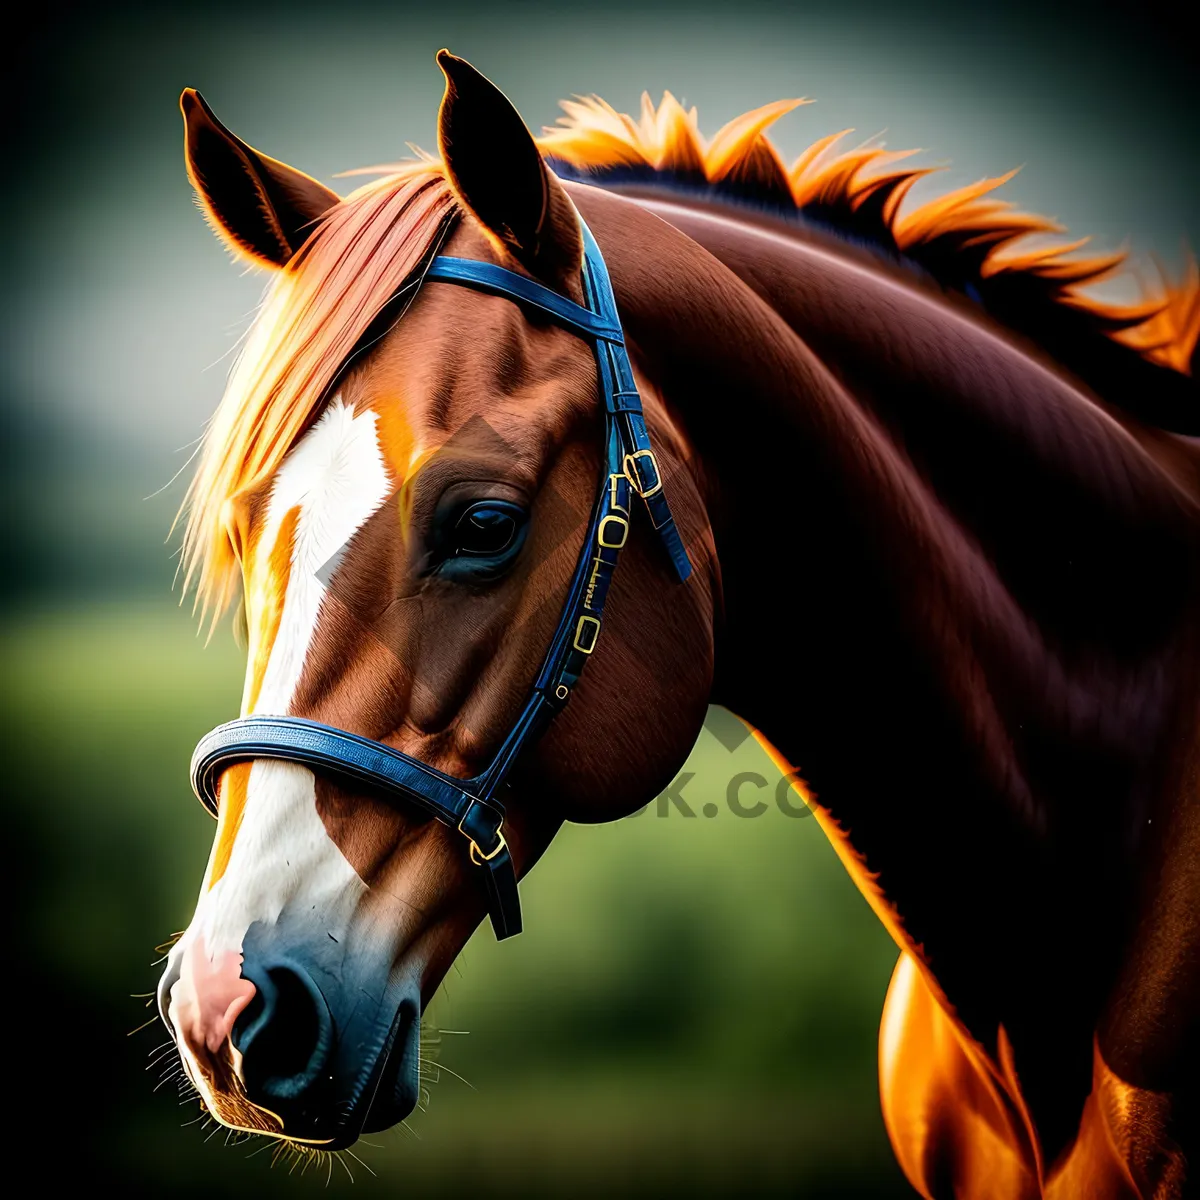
(180, 88, 341, 269)
(436, 50, 582, 288)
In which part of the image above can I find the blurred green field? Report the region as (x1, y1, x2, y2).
(3, 599, 909, 1196)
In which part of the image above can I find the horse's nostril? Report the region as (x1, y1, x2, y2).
(232, 964, 334, 1104)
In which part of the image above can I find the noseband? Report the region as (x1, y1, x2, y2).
(190, 216, 692, 940)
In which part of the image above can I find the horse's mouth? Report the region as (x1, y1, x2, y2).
(344, 996, 422, 1140)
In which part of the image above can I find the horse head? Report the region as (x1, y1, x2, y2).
(157, 52, 716, 1148)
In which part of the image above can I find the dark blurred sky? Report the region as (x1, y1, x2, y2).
(4, 0, 1196, 462)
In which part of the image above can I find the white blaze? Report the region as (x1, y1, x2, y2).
(191, 396, 392, 958)
(255, 395, 391, 712)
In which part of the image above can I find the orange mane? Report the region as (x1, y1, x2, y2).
(181, 164, 454, 626)
(539, 93, 1200, 376)
(182, 90, 1198, 625)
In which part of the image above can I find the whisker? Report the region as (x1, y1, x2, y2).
(427, 1060, 476, 1091)
(153, 932, 185, 956)
(344, 1148, 376, 1178)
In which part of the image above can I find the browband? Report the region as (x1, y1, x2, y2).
(190, 215, 692, 939)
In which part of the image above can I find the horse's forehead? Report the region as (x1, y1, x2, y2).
(346, 270, 596, 456)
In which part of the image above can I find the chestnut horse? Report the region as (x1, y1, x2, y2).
(157, 52, 1199, 1198)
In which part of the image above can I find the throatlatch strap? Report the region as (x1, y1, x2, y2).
(189, 212, 692, 941)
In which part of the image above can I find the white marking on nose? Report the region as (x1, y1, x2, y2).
(182, 396, 391, 961)
(198, 761, 367, 959)
(254, 395, 392, 715)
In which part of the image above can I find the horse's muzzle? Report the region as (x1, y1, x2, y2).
(158, 937, 421, 1147)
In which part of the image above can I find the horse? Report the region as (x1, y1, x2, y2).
(156, 51, 1200, 1198)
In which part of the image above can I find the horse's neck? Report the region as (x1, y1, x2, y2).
(584, 183, 1198, 833)
(572, 182, 1200, 1146)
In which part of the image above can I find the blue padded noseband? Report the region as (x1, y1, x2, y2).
(190, 216, 692, 939)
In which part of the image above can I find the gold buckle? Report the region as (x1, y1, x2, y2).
(607, 473, 631, 515)
(597, 514, 629, 548)
(469, 830, 507, 865)
(623, 449, 663, 498)
(573, 614, 601, 654)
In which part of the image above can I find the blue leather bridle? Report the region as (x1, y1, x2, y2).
(190, 216, 692, 940)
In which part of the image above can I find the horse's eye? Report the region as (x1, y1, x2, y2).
(452, 501, 526, 559)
